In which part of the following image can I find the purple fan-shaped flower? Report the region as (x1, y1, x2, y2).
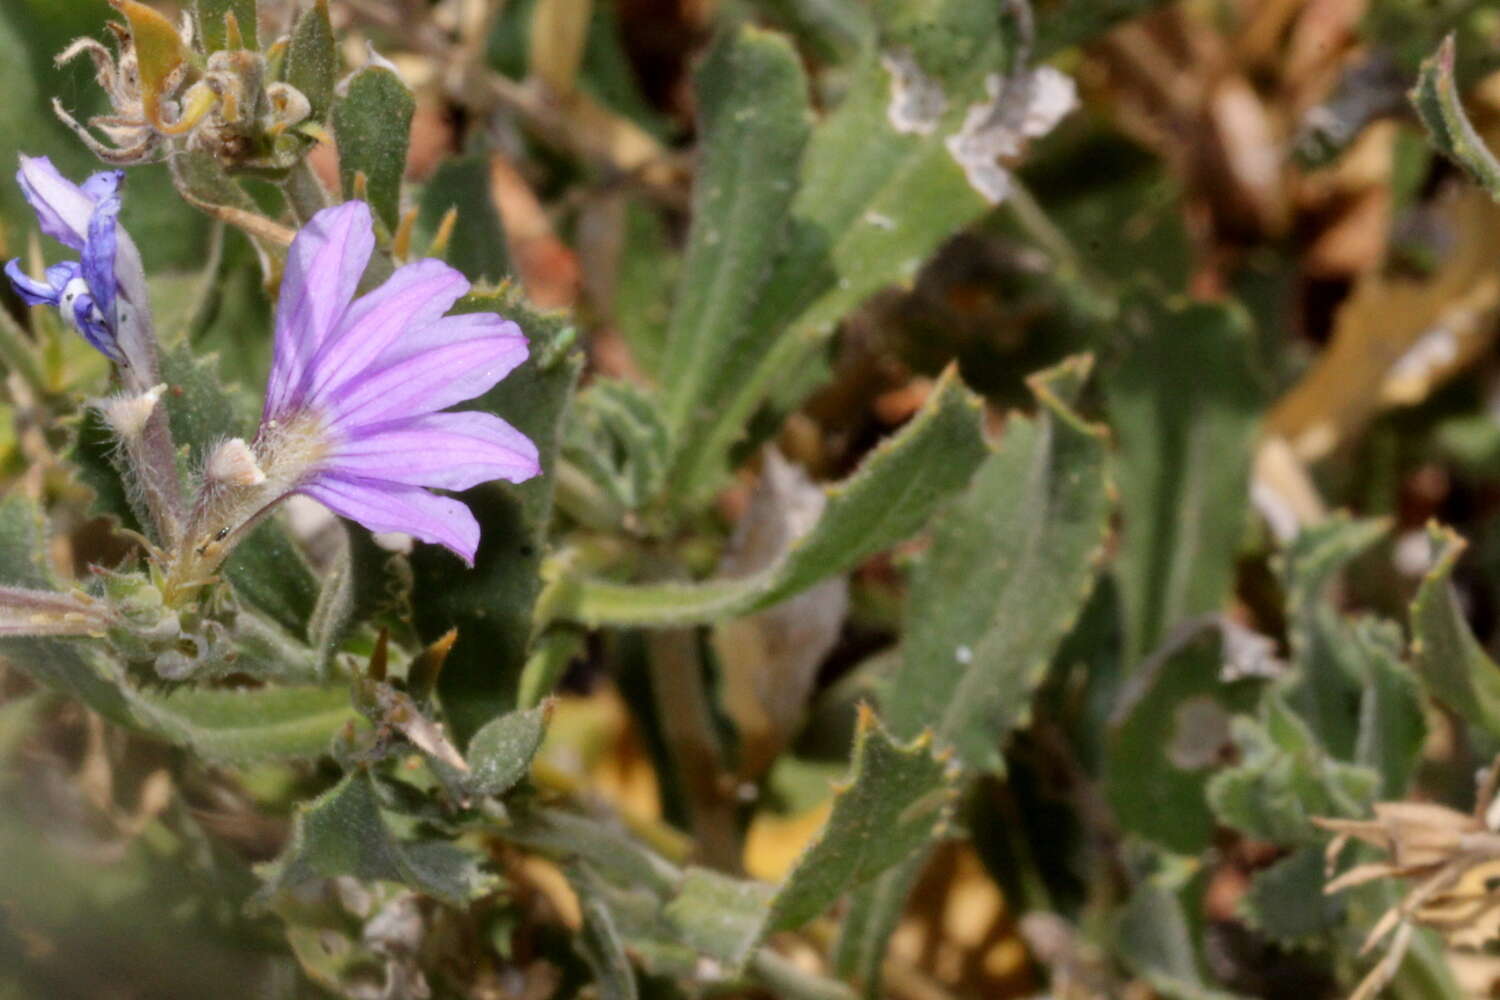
(4, 156, 134, 362)
(257, 201, 538, 565)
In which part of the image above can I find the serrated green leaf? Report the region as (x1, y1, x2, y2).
(767, 710, 956, 929)
(1105, 622, 1259, 855)
(465, 704, 548, 796)
(412, 289, 581, 744)
(659, 26, 810, 446)
(283, 0, 336, 122)
(544, 367, 985, 627)
(256, 769, 493, 908)
(331, 66, 414, 232)
(1240, 847, 1344, 947)
(1105, 296, 1263, 664)
(1278, 515, 1391, 756)
(882, 357, 1111, 772)
(1207, 693, 1379, 845)
(195, 0, 257, 52)
(417, 154, 509, 283)
(1410, 524, 1500, 740)
(1410, 35, 1500, 201)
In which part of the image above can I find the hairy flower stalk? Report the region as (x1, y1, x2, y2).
(5, 156, 183, 545)
(0, 586, 113, 638)
(164, 201, 538, 600)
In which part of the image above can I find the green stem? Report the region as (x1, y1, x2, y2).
(749, 950, 857, 1000)
(646, 627, 742, 872)
(281, 159, 330, 225)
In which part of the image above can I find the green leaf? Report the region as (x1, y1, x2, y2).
(662, 867, 775, 970)
(1278, 515, 1391, 757)
(570, 863, 641, 1000)
(563, 378, 670, 513)
(331, 66, 414, 232)
(1105, 622, 1259, 855)
(1206, 693, 1379, 845)
(256, 769, 493, 908)
(1410, 524, 1500, 740)
(283, 0, 336, 122)
(122, 683, 359, 764)
(417, 154, 509, 283)
(766, 709, 957, 929)
(881, 356, 1112, 772)
(613, 201, 676, 380)
(1240, 847, 1344, 948)
(1104, 296, 1263, 664)
(1410, 35, 1500, 201)
(465, 704, 549, 797)
(543, 367, 986, 627)
(671, 6, 1022, 499)
(659, 26, 810, 448)
(411, 289, 581, 744)
(1117, 880, 1248, 1000)
(832, 850, 928, 993)
(1350, 617, 1427, 799)
(195, 0, 257, 52)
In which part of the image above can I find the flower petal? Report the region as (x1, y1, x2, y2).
(82, 194, 119, 321)
(16, 156, 93, 250)
(5, 259, 63, 306)
(300, 473, 481, 565)
(302, 258, 469, 404)
(80, 170, 123, 203)
(328, 410, 540, 490)
(265, 201, 375, 418)
(325, 313, 529, 428)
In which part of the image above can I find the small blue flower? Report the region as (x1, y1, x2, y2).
(4, 156, 125, 362)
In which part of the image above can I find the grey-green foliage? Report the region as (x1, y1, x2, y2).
(418, 154, 510, 283)
(412, 289, 581, 744)
(332, 66, 415, 232)
(1104, 296, 1262, 665)
(1207, 692, 1379, 846)
(464, 704, 549, 797)
(255, 770, 495, 909)
(662, 712, 957, 971)
(668, 0, 1028, 501)
(1105, 622, 1260, 855)
(195, 0, 258, 51)
(1117, 880, 1249, 1000)
(283, 0, 337, 122)
(659, 25, 811, 449)
(1240, 847, 1345, 948)
(1410, 524, 1500, 739)
(1409, 34, 1500, 201)
(564, 378, 670, 514)
(882, 357, 1112, 772)
(546, 367, 986, 626)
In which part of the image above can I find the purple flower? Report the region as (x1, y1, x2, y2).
(254, 201, 538, 565)
(4, 156, 132, 362)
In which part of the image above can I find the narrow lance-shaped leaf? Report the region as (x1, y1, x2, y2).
(195, 0, 258, 52)
(1104, 295, 1263, 665)
(1410, 35, 1500, 201)
(411, 290, 581, 744)
(332, 67, 415, 232)
(662, 708, 958, 971)
(283, 0, 336, 122)
(541, 366, 986, 627)
(659, 26, 810, 443)
(1410, 524, 1500, 740)
(882, 355, 1113, 772)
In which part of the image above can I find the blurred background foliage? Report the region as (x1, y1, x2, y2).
(9, 0, 1500, 998)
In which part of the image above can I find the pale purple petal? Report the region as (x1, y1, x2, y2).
(264, 202, 375, 418)
(300, 473, 481, 565)
(325, 313, 528, 428)
(329, 410, 540, 490)
(16, 156, 94, 250)
(79, 170, 122, 203)
(301, 258, 468, 404)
